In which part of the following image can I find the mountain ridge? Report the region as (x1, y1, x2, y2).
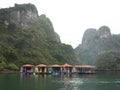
(75, 25, 120, 69)
(0, 3, 78, 70)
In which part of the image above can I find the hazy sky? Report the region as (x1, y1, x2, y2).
(0, 0, 120, 48)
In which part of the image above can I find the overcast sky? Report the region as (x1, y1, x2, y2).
(0, 0, 120, 48)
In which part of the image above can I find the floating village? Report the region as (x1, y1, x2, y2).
(20, 63, 96, 75)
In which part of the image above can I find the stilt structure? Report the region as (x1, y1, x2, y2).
(20, 64, 34, 75)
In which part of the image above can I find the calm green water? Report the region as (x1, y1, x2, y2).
(0, 72, 120, 90)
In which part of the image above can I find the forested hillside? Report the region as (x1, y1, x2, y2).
(0, 4, 78, 70)
(75, 26, 120, 70)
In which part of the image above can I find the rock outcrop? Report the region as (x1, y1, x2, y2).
(10, 4, 38, 29)
(0, 3, 61, 43)
(82, 28, 97, 46)
(75, 26, 120, 65)
(0, 4, 39, 29)
(0, 3, 77, 69)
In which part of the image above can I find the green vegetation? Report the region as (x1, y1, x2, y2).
(0, 4, 78, 71)
(96, 50, 120, 70)
(75, 26, 120, 70)
(75, 28, 99, 65)
(7, 63, 19, 70)
(0, 61, 7, 71)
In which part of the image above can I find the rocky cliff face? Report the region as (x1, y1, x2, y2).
(9, 4, 38, 29)
(75, 26, 120, 65)
(39, 14, 61, 42)
(82, 26, 111, 46)
(0, 4, 39, 29)
(0, 4, 77, 68)
(82, 28, 97, 46)
(98, 26, 111, 39)
(0, 3, 60, 43)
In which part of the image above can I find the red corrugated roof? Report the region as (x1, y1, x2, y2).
(75, 65, 95, 68)
(62, 63, 72, 67)
(50, 64, 61, 67)
(36, 64, 47, 67)
(22, 64, 34, 67)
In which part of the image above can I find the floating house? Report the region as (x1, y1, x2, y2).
(20, 64, 34, 75)
(75, 65, 96, 74)
(35, 64, 48, 74)
(61, 63, 72, 74)
(20, 63, 96, 75)
(50, 64, 62, 75)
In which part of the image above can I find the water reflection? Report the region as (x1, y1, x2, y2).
(59, 75, 83, 90)
(20, 74, 51, 90)
(19, 73, 120, 90)
(20, 74, 96, 90)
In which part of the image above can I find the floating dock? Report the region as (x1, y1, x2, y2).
(20, 63, 96, 75)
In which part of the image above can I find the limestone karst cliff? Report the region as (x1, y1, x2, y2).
(75, 26, 120, 67)
(0, 4, 78, 70)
